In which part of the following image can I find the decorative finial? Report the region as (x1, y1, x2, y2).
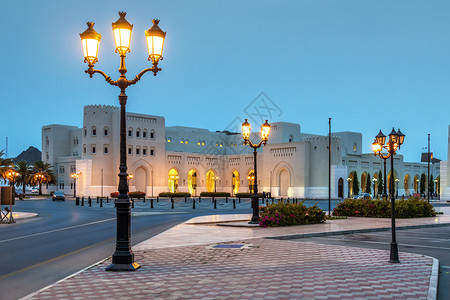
(86, 22, 95, 28)
(152, 19, 160, 25)
(119, 11, 127, 18)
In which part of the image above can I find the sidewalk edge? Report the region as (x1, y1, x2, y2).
(427, 256, 439, 300)
(19, 256, 111, 300)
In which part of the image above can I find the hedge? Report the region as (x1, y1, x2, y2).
(109, 191, 146, 199)
(158, 192, 191, 197)
(332, 197, 436, 218)
(260, 202, 325, 227)
(199, 192, 231, 197)
(235, 193, 263, 198)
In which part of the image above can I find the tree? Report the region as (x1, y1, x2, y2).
(0, 149, 13, 183)
(377, 170, 383, 197)
(429, 174, 434, 195)
(352, 171, 360, 195)
(29, 161, 56, 195)
(15, 160, 31, 195)
(420, 173, 426, 195)
(365, 173, 371, 194)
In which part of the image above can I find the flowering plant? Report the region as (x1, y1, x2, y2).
(259, 201, 325, 227)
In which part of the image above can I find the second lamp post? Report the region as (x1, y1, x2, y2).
(242, 119, 270, 224)
(80, 12, 166, 271)
(372, 128, 405, 263)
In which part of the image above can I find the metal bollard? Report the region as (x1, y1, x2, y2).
(131, 197, 134, 208)
(97, 196, 99, 204)
(107, 196, 109, 203)
(193, 199, 196, 209)
(143, 197, 146, 203)
(185, 196, 187, 203)
(81, 196, 84, 206)
(212, 196, 215, 203)
(151, 198, 154, 208)
(225, 196, 228, 203)
(171, 197, 174, 209)
(199, 196, 201, 203)
(266, 199, 269, 206)
(100, 197, 103, 207)
(233, 199, 236, 209)
(157, 196, 159, 203)
(214, 199, 217, 209)
(88, 196, 92, 207)
(75, 197, 79, 206)
(238, 197, 241, 203)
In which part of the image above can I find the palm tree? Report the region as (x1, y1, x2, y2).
(29, 161, 56, 195)
(15, 160, 31, 195)
(0, 149, 13, 183)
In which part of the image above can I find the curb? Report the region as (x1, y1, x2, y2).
(15, 213, 39, 221)
(266, 222, 450, 240)
(20, 256, 111, 300)
(427, 256, 439, 300)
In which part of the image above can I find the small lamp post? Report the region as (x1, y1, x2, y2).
(347, 177, 352, 198)
(242, 119, 270, 224)
(434, 179, 438, 197)
(34, 173, 45, 195)
(416, 178, 420, 194)
(80, 12, 166, 272)
(71, 173, 79, 198)
(248, 174, 255, 193)
(395, 178, 399, 198)
(213, 176, 219, 193)
(127, 174, 134, 184)
(372, 177, 378, 198)
(372, 128, 405, 263)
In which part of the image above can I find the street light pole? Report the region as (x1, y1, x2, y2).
(79, 12, 166, 272)
(427, 134, 430, 203)
(347, 177, 352, 198)
(71, 173, 79, 198)
(242, 119, 271, 224)
(372, 178, 377, 198)
(372, 128, 405, 263)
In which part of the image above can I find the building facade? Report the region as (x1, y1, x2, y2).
(42, 105, 440, 198)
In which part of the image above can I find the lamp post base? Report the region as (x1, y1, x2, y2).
(389, 242, 400, 263)
(248, 194, 260, 224)
(105, 262, 141, 271)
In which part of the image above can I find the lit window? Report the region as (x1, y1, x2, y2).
(168, 137, 171, 143)
(181, 138, 184, 144)
(186, 139, 189, 144)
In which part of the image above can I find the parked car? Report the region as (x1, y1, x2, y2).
(53, 191, 65, 201)
(354, 193, 370, 200)
(15, 192, 25, 199)
(30, 189, 39, 194)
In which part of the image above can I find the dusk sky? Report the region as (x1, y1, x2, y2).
(1, 0, 449, 162)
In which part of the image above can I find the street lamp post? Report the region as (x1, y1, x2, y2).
(434, 179, 438, 197)
(416, 178, 420, 194)
(347, 177, 352, 198)
(214, 176, 219, 193)
(79, 12, 166, 271)
(372, 128, 405, 263)
(242, 119, 270, 224)
(395, 178, 399, 198)
(71, 173, 79, 198)
(372, 177, 377, 198)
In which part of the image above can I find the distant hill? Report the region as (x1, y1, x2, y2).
(13, 146, 41, 163)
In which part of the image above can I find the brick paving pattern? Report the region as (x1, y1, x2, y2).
(30, 238, 432, 299)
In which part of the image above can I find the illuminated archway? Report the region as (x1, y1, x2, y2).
(387, 170, 398, 196)
(414, 175, 420, 193)
(168, 169, 179, 193)
(372, 173, 378, 196)
(206, 170, 216, 193)
(348, 172, 354, 196)
(404, 174, 410, 195)
(232, 171, 240, 195)
(188, 169, 197, 196)
(361, 172, 367, 193)
(247, 170, 255, 193)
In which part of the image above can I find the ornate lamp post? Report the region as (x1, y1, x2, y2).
(372, 177, 377, 198)
(416, 178, 420, 194)
(372, 128, 405, 263)
(34, 173, 45, 195)
(242, 119, 270, 224)
(127, 174, 134, 184)
(395, 178, 399, 198)
(347, 177, 352, 198)
(79, 12, 166, 271)
(434, 179, 438, 197)
(71, 173, 79, 198)
(213, 176, 219, 193)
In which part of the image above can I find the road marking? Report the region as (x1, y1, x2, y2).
(0, 218, 116, 243)
(0, 238, 113, 280)
(310, 237, 450, 251)
(354, 232, 450, 242)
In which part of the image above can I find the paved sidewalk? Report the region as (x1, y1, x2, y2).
(24, 213, 450, 300)
(0, 211, 38, 223)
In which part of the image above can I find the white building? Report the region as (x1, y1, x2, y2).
(42, 105, 440, 198)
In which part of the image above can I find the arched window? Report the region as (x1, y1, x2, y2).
(167, 137, 171, 143)
(186, 139, 189, 144)
(104, 127, 109, 136)
(143, 129, 148, 139)
(180, 138, 184, 144)
(202, 140, 205, 145)
(91, 126, 97, 136)
(168, 169, 179, 193)
(197, 140, 201, 145)
(150, 129, 155, 139)
(84, 127, 87, 136)
(128, 127, 133, 137)
(136, 128, 141, 138)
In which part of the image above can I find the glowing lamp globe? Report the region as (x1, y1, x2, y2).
(145, 19, 166, 64)
(112, 12, 133, 55)
(80, 22, 101, 65)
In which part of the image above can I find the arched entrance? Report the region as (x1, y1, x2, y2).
(279, 169, 289, 197)
(232, 171, 240, 195)
(372, 173, 378, 197)
(361, 172, 367, 193)
(135, 167, 147, 192)
(188, 169, 197, 196)
(414, 175, 420, 193)
(168, 169, 179, 193)
(247, 171, 255, 193)
(347, 172, 354, 196)
(206, 170, 216, 193)
(338, 177, 344, 198)
(404, 174, 410, 195)
(387, 171, 398, 197)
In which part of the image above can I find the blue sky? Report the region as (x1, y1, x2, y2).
(1, 0, 449, 162)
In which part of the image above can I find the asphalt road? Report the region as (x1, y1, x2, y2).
(289, 226, 450, 300)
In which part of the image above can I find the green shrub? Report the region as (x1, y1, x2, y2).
(333, 196, 436, 218)
(235, 193, 263, 198)
(259, 202, 325, 227)
(129, 191, 146, 199)
(110, 192, 119, 198)
(200, 192, 231, 197)
(158, 192, 191, 197)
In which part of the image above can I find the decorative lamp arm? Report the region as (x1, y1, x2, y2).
(85, 67, 117, 86)
(129, 64, 161, 85)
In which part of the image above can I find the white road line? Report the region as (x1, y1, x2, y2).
(0, 218, 116, 243)
(355, 232, 450, 242)
(311, 237, 450, 251)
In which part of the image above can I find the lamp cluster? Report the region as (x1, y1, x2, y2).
(242, 119, 271, 146)
(80, 12, 166, 73)
(372, 128, 405, 156)
(71, 173, 80, 180)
